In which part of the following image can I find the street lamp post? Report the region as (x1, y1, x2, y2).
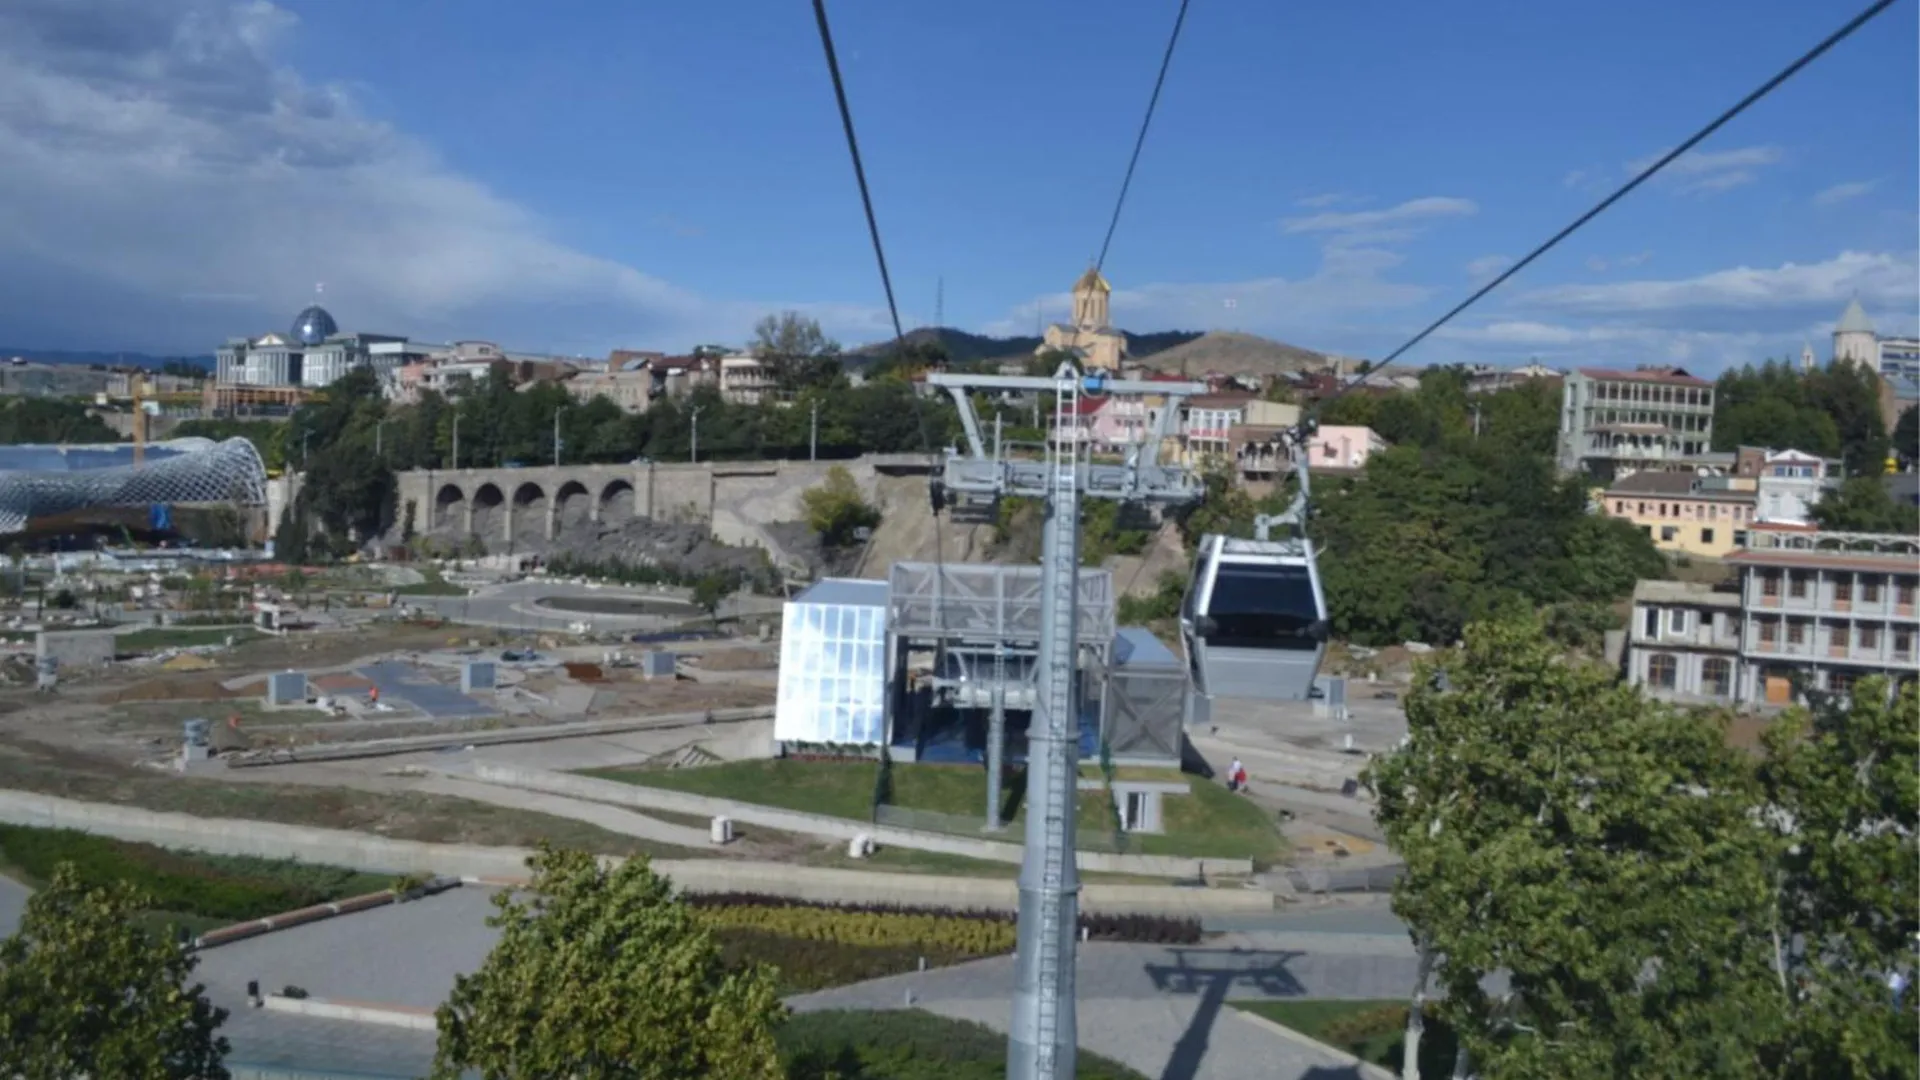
(690, 406, 702, 465)
(809, 400, 821, 462)
(552, 407, 563, 466)
(451, 415, 460, 470)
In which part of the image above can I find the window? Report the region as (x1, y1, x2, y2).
(1203, 562, 1322, 651)
(1648, 653, 1678, 689)
(1899, 580, 1916, 606)
(1863, 578, 1882, 603)
(1668, 609, 1687, 635)
(1700, 528, 1715, 545)
(1829, 671, 1858, 698)
(1835, 578, 1853, 603)
(1661, 526, 1678, 542)
(1789, 572, 1808, 599)
(1703, 658, 1732, 697)
(1759, 620, 1778, 645)
(1897, 630, 1913, 657)
(1787, 620, 1805, 645)
(1121, 791, 1150, 832)
(1861, 625, 1880, 650)
(1832, 624, 1850, 649)
(1761, 572, 1781, 598)
(1643, 607, 1660, 638)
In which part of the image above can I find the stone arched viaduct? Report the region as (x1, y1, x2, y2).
(392, 454, 925, 552)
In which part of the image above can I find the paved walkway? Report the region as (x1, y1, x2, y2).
(0, 873, 28, 937)
(792, 932, 1419, 1080)
(413, 769, 715, 848)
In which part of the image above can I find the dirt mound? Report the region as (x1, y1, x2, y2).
(563, 661, 605, 682)
(103, 674, 249, 703)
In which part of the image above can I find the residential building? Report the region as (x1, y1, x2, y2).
(565, 369, 654, 413)
(1051, 395, 1106, 449)
(1465, 361, 1562, 395)
(1745, 447, 1838, 525)
(1306, 425, 1388, 473)
(1601, 470, 1756, 559)
(1626, 579, 1743, 705)
(1556, 366, 1716, 478)
(719, 353, 773, 405)
(1175, 393, 1255, 467)
(1038, 267, 1127, 372)
(1726, 529, 1920, 705)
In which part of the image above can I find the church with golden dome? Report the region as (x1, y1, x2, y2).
(1039, 266, 1128, 372)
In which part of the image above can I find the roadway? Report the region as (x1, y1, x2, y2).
(401, 578, 784, 636)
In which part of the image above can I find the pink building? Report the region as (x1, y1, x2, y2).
(1308, 425, 1388, 472)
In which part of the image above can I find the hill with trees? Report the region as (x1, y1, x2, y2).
(845, 326, 1204, 368)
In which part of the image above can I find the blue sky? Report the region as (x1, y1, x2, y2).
(0, 0, 1913, 371)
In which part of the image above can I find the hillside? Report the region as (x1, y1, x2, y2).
(847, 326, 1204, 368)
(1137, 331, 1328, 379)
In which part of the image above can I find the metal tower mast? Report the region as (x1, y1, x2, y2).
(928, 361, 1204, 1080)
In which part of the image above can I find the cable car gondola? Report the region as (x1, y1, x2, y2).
(1179, 431, 1329, 703)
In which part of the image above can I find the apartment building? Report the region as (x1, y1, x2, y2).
(1557, 366, 1715, 478)
(1600, 470, 1757, 559)
(1727, 529, 1920, 705)
(1626, 579, 1743, 705)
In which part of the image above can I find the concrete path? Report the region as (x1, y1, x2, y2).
(0, 873, 28, 938)
(413, 768, 715, 849)
(792, 932, 1421, 1080)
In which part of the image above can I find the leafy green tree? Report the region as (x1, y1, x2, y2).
(751, 311, 842, 392)
(1809, 476, 1920, 534)
(691, 573, 736, 625)
(432, 847, 784, 1080)
(0, 397, 121, 445)
(1713, 360, 1888, 474)
(1367, 619, 1784, 1079)
(1757, 677, 1919, 1079)
(0, 864, 230, 1079)
(801, 465, 881, 546)
(1893, 406, 1917, 467)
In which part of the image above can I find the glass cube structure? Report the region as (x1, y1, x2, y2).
(775, 579, 889, 745)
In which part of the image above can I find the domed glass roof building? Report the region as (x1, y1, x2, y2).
(291, 304, 339, 347)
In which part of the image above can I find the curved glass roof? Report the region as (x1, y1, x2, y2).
(0, 437, 268, 533)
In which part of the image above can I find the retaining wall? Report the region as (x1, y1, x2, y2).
(0, 790, 1273, 916)
(460, 761, 1254, 880)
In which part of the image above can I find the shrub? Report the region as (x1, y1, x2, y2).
(0, 826, 394, 922)
(683, 893, 1201, 946)
(780, 1009, 1147, 1079)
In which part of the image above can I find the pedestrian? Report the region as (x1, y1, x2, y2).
(1234, 763, 1249, 793)
(1227, 758, 1244, 793)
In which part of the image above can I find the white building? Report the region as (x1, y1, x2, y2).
(1753, 448, 1838, 526)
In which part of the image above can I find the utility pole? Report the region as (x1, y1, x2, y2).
(809, 400, 821, 462)
(926, 362, 1205, 1080)
(376, 417, 387, 459)
(552, 406, 563, 466)
(690, 406, 701, 465)
(935, 275, 945, 330)
(451, 415, 460, 470)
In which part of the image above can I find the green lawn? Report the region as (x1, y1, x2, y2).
(592, 758, 1288, 865)
(116, 626, 262, 651)
(781, 1009, 1145, 1079)
(393, 568, 469, 596)
(1232, 999, 1458, 1078)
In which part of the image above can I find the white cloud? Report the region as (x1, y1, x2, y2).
(1518, 251, 1917, 322)
(1465, 254, 1510, 279)
(1561, 169, 1588, 189)
(983, 244, 1434, 343)
(1280, 196, 1478, 236)
(1293, 192, 1354, 209)
(0, 0, 885, 354)
(1813, 179, 1878, 206)
(1585, 251, 1652, 273)
(1624, 144, 1784, 197)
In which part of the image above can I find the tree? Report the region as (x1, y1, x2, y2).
(1893, 406, 1917, 468)
(691, 573, 736, 625)
(432, 847, 784, 1080)
(801, 465, 881, 546)
(1756, 677, 1919, 1079)
(751, 311, 842, 393)
(1809, 476, 1919, 534)
(1366, 619, 1784, 1079)
(0, 864, 230, 1079)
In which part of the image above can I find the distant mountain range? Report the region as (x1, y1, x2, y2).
(0, 347, 214, 372)
(847, 326, 1332, 378)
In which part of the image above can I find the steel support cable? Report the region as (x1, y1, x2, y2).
(810, 0, 948, 582)
(1301, 0, 1901, 427)
(1095, 0, 1195, 275)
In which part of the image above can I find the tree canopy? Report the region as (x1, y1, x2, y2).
(0, 397, 121, 445)
(0, 864, 231, 1079)
(1809, 475, 1920, 534)
(1369, 618, 1919, 1079)
(802, 465, 881, 547)
(433, 846, 785, 1080)
(1713, 361, 1890, 476)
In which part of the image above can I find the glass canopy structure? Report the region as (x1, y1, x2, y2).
(775, 578, 889, 745)
(0, 437, 268, 534)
